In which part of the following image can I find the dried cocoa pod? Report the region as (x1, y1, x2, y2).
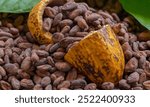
(55, 62, 71, 72)
(65, 25, 124, 85)
(43, 18, 53, 31)
(20, 79, 34, 89)
(84, 83, 97, 90)
(101, 82, 114, 90)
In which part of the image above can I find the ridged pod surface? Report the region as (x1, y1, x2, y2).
(65, 25, 125, 86)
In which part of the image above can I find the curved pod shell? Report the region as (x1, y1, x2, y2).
(65, 25, 125, 86)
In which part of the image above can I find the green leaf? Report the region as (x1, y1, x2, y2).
(0, 0, 40, 13)
(120, 0, 150, 30)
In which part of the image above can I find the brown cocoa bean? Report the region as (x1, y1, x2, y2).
(41, 76, 51, 87)
(17, 69, 30, 79)
(139, 56, 146, 69)
(55, 62, 71, 72)
(43, 18, 53, 31)
(53, 13, 63, 26)
(70, 79, 87, 89)
(53, 76, 64, 86)
(9, 27, 19, 35)
(84, 83, 97, 90)
(139, 42, 148, 50)
(5, 48, 12, 57)
(33, 75, 42, 84)
(101, 82, 114, 90)
(0, 58, 4, 65)
(59, 19, 73, 28)
(69, 25, 80, 36)
(11, 77, 20, 90)
(31, 51, 39, 62)
(124, 50, 133, 61)
(66, 68, 77, 81)
(0, 31, 13, 38)
(45, 84, 52, 90)
(52, 32, 64, 43)
(21, 57, 31, 71)
(139, 72, 147, 84)
(57, 80, 70, 89)
(53, 52, 65, 60)
(0, 48, 4, 58)
(20, 79, 34, 89)
(37, 64, 52, 72)
(69, 9, 83, 19)
(61, 2, 77, 11)
(44, 7, 57, 18)
(127, 72, 139, 84)
(17, 43, 33, 49)
(47, 56, 55, 66)
(0, 80, 11, 90)
(36, 50, 49, 57)
(119, 79, 131, 90)
(49, 43, 60, 53)
(4, 63, 18, 75)
(75, 16, 89, 31)
(0, 41, 5, 47)
(35, 58, 47, 66)
(0, 66, 6, 76)
(61, 26, 70, 34)
(143, 80, 150, 90)
(125, 57, 138, 73)
(33, 84, 43, 90)
(138, 30, 150, 42)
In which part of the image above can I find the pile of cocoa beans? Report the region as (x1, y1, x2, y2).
(0, 0, 150, 90)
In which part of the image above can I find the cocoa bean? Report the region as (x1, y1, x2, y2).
(57, 80, 70, 89)
(101, 82, 114, 90)
(119, 79, 131, 90)
(127, 72, 139, 84)
(11, 77, 20, 90)
(52, 32, 64, 43)
(0, 66, 6, 77)
(21, 57, 31, 71)
(53, 76, 64, 86)
(66, 68, 77, 81)
(20, 79, 34, 89)
(4, 63, 18, 75)
(0, 80, 11, 90)
(53, 13, 63, 26)
(55, 62, 71, 72)
(45, 84, 52, 90)
(33, 84, 43, 90)
(43, 18, 53, 31)
(84, 83, 97, 90)
(41, 76, 51, 87)
(70, 79, 87, 89)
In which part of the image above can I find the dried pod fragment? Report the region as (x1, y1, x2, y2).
(65, 25, 124, 86)
(28, 0, 53, 44)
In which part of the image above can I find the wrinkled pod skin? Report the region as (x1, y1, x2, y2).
(65, 25, 125, 87)
(28, 0, 67, 44)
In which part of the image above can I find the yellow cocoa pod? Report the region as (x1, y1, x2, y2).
(65, 25, 125, 86)
(28, 0, 52, 44)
